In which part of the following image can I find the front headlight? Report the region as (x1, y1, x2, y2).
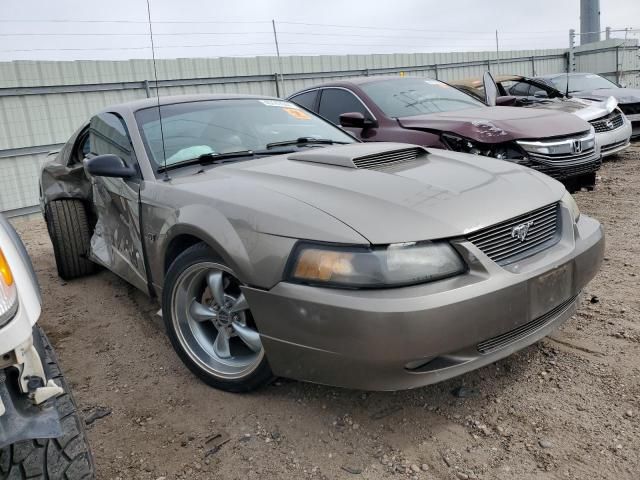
(562, 191, 581, 223)
(0, 248, 18, 327)
(287, 241, 466, 288)
(441, 134, 524, 161)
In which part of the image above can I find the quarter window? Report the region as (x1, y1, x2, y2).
(289, 90, 318, 111)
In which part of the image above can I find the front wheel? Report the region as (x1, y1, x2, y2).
(162, 243, 273, 392)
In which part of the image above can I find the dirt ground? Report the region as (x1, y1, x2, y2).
(12, 143, 640, 480)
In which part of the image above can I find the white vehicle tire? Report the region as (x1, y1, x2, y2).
(0, 327, 96, 479)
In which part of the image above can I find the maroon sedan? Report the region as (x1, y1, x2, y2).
(288, 76, 602, 190)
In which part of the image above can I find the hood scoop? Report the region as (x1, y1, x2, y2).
(288, 142, 427, 170)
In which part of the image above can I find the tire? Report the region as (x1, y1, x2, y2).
(0, 326, 96, 479)
(45, 200, 96, 280)
(163, 242, 273, 392)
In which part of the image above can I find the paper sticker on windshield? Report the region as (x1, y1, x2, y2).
(283, 108, 311, 120)
(260, 99, 294, 108)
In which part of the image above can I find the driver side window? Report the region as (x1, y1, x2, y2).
(318, 88, 371, 125)
(89, 112, 139, 177)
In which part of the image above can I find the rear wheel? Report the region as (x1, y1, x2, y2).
(162, 243, 273, 392)
(0, 326, 96, 479)
(45, 199, 96, 280)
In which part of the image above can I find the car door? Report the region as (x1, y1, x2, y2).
(317, 88, 376, 140)
(87, 112, 148, 292)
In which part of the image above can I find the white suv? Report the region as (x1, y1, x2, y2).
(0, 214, 95, 479)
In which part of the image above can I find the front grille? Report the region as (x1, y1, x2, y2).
(619, 102, 640, 116)
(352, 147, 424, 169)
(590, 111, 625, 132)
(467, 203, 560, 265)
(527, 147, 597, 166)
(477, 294, 578, 354)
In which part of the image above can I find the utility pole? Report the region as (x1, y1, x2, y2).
(495, 30, 500, 73)
(272, 20, 285, 97)
(568, 29, 576, 73)
(605, 26, 611, 40)
(579, 0, 601, 45)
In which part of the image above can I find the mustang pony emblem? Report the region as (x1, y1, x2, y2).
(511, 220, 535, 242)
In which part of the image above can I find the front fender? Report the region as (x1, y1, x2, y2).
(144, 203, 299, 296)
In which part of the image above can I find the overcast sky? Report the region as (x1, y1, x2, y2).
(0, 0, 638, 61)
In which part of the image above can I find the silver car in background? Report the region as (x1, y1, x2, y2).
(454, 74, 632, 158)
(40, 95, 604, 392)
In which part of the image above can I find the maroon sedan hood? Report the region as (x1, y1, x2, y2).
(397, 106, 590, 143)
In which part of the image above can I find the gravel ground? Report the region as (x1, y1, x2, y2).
(12, 143, 640, 480)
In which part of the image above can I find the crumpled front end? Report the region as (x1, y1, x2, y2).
(0, 334, 63, 449)
(0, 215, 64, 447)
(39, 125, 93, 212)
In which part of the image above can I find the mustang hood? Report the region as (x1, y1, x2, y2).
(574, 88, 640, 104)
(397, 106, 591, 143)
(181, 144, 566, 245)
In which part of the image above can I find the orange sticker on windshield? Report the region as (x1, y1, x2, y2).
(283, 107, 311, 120)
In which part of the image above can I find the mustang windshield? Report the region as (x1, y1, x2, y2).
(361, 78, 485, 118)
(548, 74, 618, 93)
(135, 99, 355, 170)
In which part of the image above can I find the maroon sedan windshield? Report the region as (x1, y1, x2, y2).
(361, 78, 485, 118)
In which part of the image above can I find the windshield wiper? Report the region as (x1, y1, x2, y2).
(157, 150, 255, 173)
(265, 137, 349, 149)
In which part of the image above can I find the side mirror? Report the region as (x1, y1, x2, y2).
(339, 112, 378, 129)
(496, 95, 517, 106)
(533, 90, 548, 98)
(84, 154, 136, 178)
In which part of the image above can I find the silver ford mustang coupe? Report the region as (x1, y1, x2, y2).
(40, 94, 604, 392)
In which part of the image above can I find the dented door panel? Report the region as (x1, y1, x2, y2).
(89, 177, 147, 292)
(87, 113, 148, 292)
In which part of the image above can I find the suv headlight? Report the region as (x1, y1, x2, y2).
(562, 191, 581, 223)
(0, 248, 18, 327)
(287, 241, 466, 288)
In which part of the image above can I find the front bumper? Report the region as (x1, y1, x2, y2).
(245, 210, 604, 391)
(0, 328, 62, 449)
(622, 113, 640, 138)
(597, 117, 632, 157)
(525, 157, 601, 181)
